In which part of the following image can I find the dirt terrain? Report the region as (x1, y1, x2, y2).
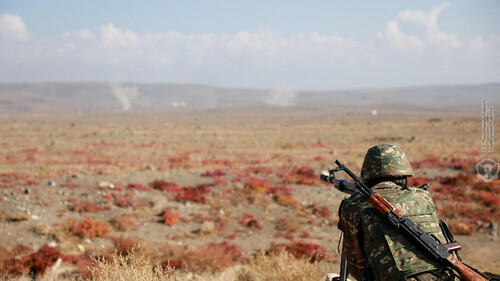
(0, 106, 498, 279)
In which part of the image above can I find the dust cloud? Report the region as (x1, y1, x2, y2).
(110, 83, 139, 111)
(263, 85, 296, 107)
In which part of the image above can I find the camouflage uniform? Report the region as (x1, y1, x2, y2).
(338, 144, 456, 281)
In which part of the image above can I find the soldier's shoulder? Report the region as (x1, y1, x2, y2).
(397, 186, 438, 214)
(342, 192, 365, 207)
(409, 186, 436, 205)
(406, 185, 429, 192)
(372, 181, 400, 191)
(339, 192, 364, 217)
(405, 185, 434, 199)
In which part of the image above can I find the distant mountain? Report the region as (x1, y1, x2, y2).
(0, 82, 498, 113)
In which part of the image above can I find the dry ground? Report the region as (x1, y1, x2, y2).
(0, 106, 498, 279)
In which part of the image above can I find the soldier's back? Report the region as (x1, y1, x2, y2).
(343, 181, 456, 281)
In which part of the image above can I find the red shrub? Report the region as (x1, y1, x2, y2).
(0, 245, 32, 276)
(411, 160, 437, 169)
(436, 195, 499, 225)
(114, 194, 137, 208)
(0, 245, 31, 259)
(110, 213, 139, 231)
(104, 192, 139, 208)
(274, 232, 295, 241)
(244, 177, 270, 193)
(411, 154, 441, 169)
(268, 242, 329, 262)
(169, 153, 191, 169)
(22, 148, 37, 162)
(62, 253, 93, 279)
(174, 185, 212, 204)
(274, 193, 300, 208)
(162, 208, 180, 226)
(127, 183, 152, 191)
(476, 209, 499, 223)
(246, 219, 262, 230)
(0, 172, 33, 189)
(474, 179, 500, 193)
(161, 259, 184, 270)
(186, 242, 243, 271)
(433, 184, 465, 197)
(245, 166, 274, 175)
(239, 213, 255, 225)
(149, 180, 181, 192)
(24, 245, 62, 276)
(25, 180, 38, 186)
(472, 190, 500, 206)
(201, 170, 227, 177)
(300, 231, 312, 238)
(159, 242, 243, 272)
(108, 235, 141, 256)
(281, 166, 322, 186)
(450, 159, 471, 170)
(201, 156, 233, 167)
(436, 205, 454, 218)
(456, 173, 477, 186)
(68, 216, 109, 238)
(310, 204, 332, 218)
(67, 198, 110, 213)
(33, 189, 54, 207)
(313, 155, 326, 161)
(437, 173, 476, 186)
(0, 256, 28, 276)
(213, 176, 229, 186)
(0, 244, 62, 277)
(190, 213, 206, 223)
(448, 221, 476, 235)
(135, 141, 156, 148)
(267, 185, 294, 196)
(276, 216, 303, 233)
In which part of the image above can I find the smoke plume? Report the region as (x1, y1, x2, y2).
(110, 83, 139, 111)
(263, 85, 297, 107)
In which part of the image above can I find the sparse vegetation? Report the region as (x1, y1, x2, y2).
(0, 109, 498, 279)
(0, 244, 62, 277)
(267, 241, 331, 263)
(68, 216, 109, 239)
(67, 198, 110, 213)
(110, 213, 139, 231)
(90, 246, 175, 281)
(236, 252, 331, 281)
(161, 208, 180, 226)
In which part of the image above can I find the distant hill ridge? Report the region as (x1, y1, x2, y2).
(0, 82, 498, 113)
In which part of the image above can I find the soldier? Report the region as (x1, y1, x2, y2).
(338, 144, 457, 281)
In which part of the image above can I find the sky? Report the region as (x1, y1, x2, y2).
(0, 1, 499, 90)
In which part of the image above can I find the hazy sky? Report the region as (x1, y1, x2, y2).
(1, 1, 499, 90)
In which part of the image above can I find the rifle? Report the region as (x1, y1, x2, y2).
(321, 160, 489, 281)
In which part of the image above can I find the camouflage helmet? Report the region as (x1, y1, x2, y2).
(361, 144, 414, 181)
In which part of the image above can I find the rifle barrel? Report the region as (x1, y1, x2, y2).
(320, 173, 356, 194)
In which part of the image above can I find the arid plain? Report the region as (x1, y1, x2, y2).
(0, 107, 498, 280)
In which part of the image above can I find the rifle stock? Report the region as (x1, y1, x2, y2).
(446, 255, 488, 281)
